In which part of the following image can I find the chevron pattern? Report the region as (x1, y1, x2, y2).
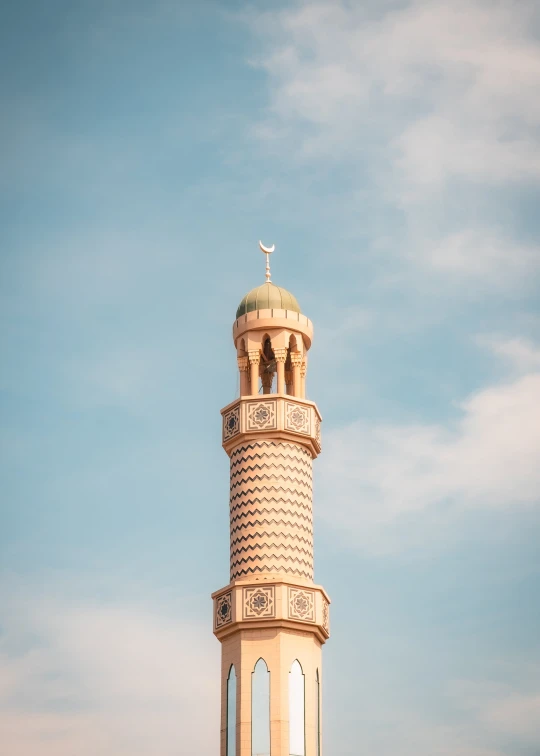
(229, 441, 314, 581)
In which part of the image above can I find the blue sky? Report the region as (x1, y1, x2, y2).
(1, 0, 540, 754)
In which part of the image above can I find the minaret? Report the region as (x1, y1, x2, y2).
(212, 242, 330, 756)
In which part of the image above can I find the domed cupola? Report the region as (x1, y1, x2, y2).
(231, 241, 315, 399)
(236, 282, 301, 319)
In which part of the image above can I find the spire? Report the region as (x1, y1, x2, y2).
(259, 240, 275, 283)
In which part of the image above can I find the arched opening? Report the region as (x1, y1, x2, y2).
(252, 658, 270, 756)
(260, 335, 276, 394)
(289, 660, 305, 756)
(227, 664, 237, 756)
(237, 339, 249, 397)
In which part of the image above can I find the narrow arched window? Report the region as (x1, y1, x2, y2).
(227, 665, 237, 756)
(260, 336, 276, 394)
(316, 669, 321, 756)
(252, 658, 270, 756)
(289, 660, 305, 756)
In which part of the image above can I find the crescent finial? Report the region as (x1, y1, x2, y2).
(259, 241, 275, 255)
(259, 240, 275, 282)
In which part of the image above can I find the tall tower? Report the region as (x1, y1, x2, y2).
(212, 243, 330, 756)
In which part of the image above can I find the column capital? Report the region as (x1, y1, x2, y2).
(273, 347, 288, 363)
(300, 360, 307, 377)
(237, 356, 249, 372)
(248, 350, 260, 365)
(290, 351, 303, 367)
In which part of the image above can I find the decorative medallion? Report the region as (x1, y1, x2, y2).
(288, 588, 315, 622)
(246, 401, 276, 431)
(223, 406, 240, 441)
(215, 592, 233, 629)
(322, 598, 330, 634)
(285, 402, 310, 435)
(243, 586, 275, 619)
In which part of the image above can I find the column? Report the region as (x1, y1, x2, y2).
(237, 356, 249, 397)
(274, 348, 287, 394)
(238, 661, 251, 756)
(290, 352, 303, 398)
(300, 360, 307, 399)
(285, 369, 293, 395)
(261, 371, 273, 394)
(248, 350, 260, 396)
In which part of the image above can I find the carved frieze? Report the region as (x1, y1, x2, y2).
(288, 587, 315, 623)
(285, 402, 310, 435)
(220, 396, 322, 458)
(322, 598, 330, 634)
(212, 581, 330, 642)
(215, 592, 233, 629)
(223, 406, 240, 441)
(246, 400, 277, 431)
(243, 586, 275, 620)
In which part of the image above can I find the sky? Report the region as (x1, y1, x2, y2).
(1, 0, 540, 754)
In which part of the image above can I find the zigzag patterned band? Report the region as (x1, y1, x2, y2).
(229, 440, 314, 581)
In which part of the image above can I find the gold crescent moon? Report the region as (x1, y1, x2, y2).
(259, 240, 275, 254)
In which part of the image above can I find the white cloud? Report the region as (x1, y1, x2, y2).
(317, 365, 540, 552)
(252, 0, 540, 184)
(248, 0, 540, 286)
(0, 591, 219, 756)
(479, 335, 540, 373)
(417, 230, 540, 284)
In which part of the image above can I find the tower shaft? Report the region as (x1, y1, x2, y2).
(230, 439, 313, 582)
(213, 297, 330, 756)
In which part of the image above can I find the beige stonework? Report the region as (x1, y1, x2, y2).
(218, 628, 322, 756)
(221, 396, 322, 458)
(212, 580, 329, 643)
(229, 440, 314, 582)
(213, 282, 329, 756)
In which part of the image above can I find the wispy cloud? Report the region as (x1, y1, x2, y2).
(251, 0, 540, 184)
(415, 230, 540, 286)
(317, 340, 540, 552)
(0, 589, 219, 756)
(246, 0, 540, 287)
(479, 335, 540, 374)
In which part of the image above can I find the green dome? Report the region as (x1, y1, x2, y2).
(236, 282, 301, 319)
